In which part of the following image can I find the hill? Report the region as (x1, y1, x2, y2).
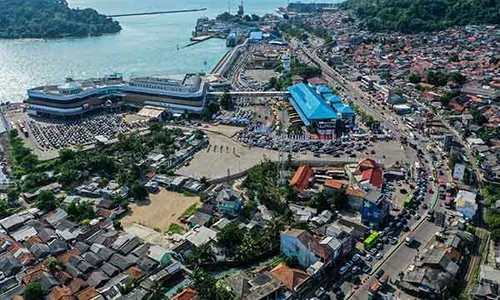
(0, 0, 121, 39)
(339, 0, 500, 33)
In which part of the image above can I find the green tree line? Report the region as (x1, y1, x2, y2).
(0, 0, 121, 39)
(340, 0, 500, 33)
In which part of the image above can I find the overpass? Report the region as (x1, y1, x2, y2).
(207, 91, 289, 97)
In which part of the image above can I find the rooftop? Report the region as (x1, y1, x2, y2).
(287, 83, 338, 121)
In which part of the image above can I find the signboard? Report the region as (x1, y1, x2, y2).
(453, 163, 466, 181)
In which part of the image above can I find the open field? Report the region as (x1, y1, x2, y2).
(121, 188, 200, 232)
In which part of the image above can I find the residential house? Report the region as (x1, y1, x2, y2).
(455, 190, 478, 220)
(361, 190, 390, 228)
(171, 287, 199, 300)
(269, 263, 309, 295)
(215, 186, 244, 218)
(280, 229, 333, 268)
(290, 165, 313, 191)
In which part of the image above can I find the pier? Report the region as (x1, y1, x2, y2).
(108, 8, 207, 18)
(182, 35, 214, 49)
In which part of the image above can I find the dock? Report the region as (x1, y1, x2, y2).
(182, 35, 214, 49)
(108, 8, 207, 18)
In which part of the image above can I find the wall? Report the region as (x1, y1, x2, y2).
(280, 234, 318, 268)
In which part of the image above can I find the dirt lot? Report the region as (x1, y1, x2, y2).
(121, 188, 200, 232)
(245, 69, 279, 82)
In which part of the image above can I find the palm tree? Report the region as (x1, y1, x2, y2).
(187, 243, 216, 265)
(146, 281, 165, 300)
(237, 233, 261, 259)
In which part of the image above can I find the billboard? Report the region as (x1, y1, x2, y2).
(453, 163, 466, 181)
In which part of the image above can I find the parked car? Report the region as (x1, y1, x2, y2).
(375, 269, 385, 279)
(365, 254, 373, 261)
(315, 287, 326, 297)
(363, 264, 372, 273)
(375, 253, 383, 260)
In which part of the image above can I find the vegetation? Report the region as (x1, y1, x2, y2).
(352, 104, 375, 127)
(220, 90, 234, 110)
(186, 243, 216, 265)
(426, 71, 466, 87)
(308, 188, 348, 212)
(340, 0, 500, 33)
(181, 203, 198, 218)
(36, 190, 58, 211)
(408, 73, 421, 84)
(0, 0, 121, 39)
(24, 282, 44, 300)
(277, 18, 332, 42)
(7, 129, 38, 177)
(189, 268, 232, 300)
(168, 223, 185, 234)
(66, 201, 96, 223)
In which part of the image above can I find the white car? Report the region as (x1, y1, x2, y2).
(375, 253, 383, 260)
(365, 254, 373, 261)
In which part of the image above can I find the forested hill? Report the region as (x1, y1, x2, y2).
(339, 0, 500, 33)
(0, 0, 121, 39)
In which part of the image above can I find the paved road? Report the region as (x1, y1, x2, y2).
(349, 220, 441, 300)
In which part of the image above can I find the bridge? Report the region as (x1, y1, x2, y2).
(108, 8, 206, 18)
(207, 91, 289, 98)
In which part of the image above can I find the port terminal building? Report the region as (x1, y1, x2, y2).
(287, 83, 355, 138)
(26, 73, 208, 117)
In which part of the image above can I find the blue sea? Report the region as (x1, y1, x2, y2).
(0, 0, 338, 103)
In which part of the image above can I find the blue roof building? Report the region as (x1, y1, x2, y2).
(287, 83, 339, 137)
(323, 93, 343, 104)
(316, 85, 332, 95)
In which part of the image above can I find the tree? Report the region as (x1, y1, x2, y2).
(66, 201, 96, 222)
(186, 243, 216, 265)
(409, 73, 421, 84)
(0, 200, 10, 216)
(113, 220, 123, 230)
(268, 77, 278, 90)
(0, 0, 121, 39)
(44, 257, 60, 274)
(189, 268, 218, 299)
(130, 183, 148, 201)
(491, 229, 500, 243)
(216, 223, 246, 252)
(6, 186, 19, 202)
(24, 282, 44, 300)
(36, 190, 57, 211)
(220, 90, 233, 110)
(146, 281, 165, 300)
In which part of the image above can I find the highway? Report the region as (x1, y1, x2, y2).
(349, 219, 441, 300)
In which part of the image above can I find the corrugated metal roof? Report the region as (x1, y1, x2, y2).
(288, 83, 338, 121)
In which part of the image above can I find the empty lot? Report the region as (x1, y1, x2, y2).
(121, 188, 200, 232)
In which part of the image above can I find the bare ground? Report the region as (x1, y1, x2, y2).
(121, 188, 200, 232)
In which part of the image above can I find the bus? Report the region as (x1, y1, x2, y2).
(364, 231, 380, 250)
(404, 194, 414, 208)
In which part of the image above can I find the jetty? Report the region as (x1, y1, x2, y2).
(182, 35, 214, 49)
(108, 8, 207, 18)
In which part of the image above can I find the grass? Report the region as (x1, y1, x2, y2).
(181, 203, 198, 218)
(168, 223, 185, 234)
